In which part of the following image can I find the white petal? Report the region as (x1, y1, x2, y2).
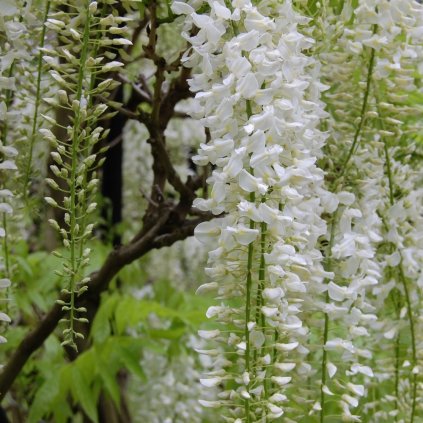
(274, 362, 296, 372)
(231, 227, 259, 245)
(194, 221, 221, 244)
(383, 327, 396, 340)
(237, 341, 247, 351)
(342, 394, 359, 408)
(268, 403, 284, 417)
(242, 371, 250, 385)
(349, 363, 373, 377)
(206, 306, 220, 319)
(198, 329, 220, 339)
(322, 385, 335, 396)
(198, 400, 221, 408)
(200, 377, 222, 387)
(0, 279, 11, 288)
(269, 393, 287, 402)
(271, 376, 292, 386)
(347, 383, 365, 397)
(171, 1, 194, 14)
(212, 1, 231, 19)
(262, 287, 284, 301)
(196, 282, 218, 295)
(1, 146, 17, 157)
(239, 169, 268, 194)
(247, 321, 256, 331)
(337, 191, 355, 205)
(0, 160, 17, 170)
(240, 390, 250, 399)
(0, 203, 13, 214)
(101, 61, 124, 72)
(250, 330, 265, 348)
(328, 281, 351, 302)
(0, 190, 13, 197)
(237, 73, 259, 99)
(276, 342, 299, 351)
(327, 362, 337, 378)
(261, 306, 278, 317)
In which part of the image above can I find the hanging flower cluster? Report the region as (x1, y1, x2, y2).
(317, 0, 423, 421)
(40, 0, 131, 350)
(172, 0, 423, 421)
(0, 1, 29, 346)
(173, 0, 338, 420)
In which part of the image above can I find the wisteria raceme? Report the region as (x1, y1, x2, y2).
(40, 0, 131, 350)
(0, 1, 27, 348)
(317, 0, 423, 421)
(172, 0, 339, 420)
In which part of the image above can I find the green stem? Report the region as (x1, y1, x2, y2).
(321, 30, 379, 421)
(244, 99, 254, 423)
(1, 62, 16, 319)
(77, 3, 104, 269)
(320, 209, 338, 423)
(67, 2, 92, 350)
(398, 265, 418, 422)
(1, 215, 10, 318)
(269, 202, 283, 395)
(245, 198, 254, 423)
(394, 329, 400, 415)
(376, 97, 418, 422)
(23, 0, 51, 204)
(254, 196, 267, 395)
(337, 27, 377, 182)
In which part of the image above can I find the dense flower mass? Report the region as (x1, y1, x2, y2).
(0, 1, 26, 347)
(173, 0, 337, 420)
(318, 0, 423, 420)
(0, 0, 422, 421)
(172, 0, 423, 421)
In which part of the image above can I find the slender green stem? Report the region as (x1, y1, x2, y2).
(67, 2, 92, 350)
(254, 196, 267, 395)
(244, 99, 254, 423)
(23, 0, 51, 203)
(320, 209, 338, 423)
(337, 27, 377, 182)
(376, 97, 418, 422)
(76, 3, 104, 268)
(1, 63, 16, 319)
(321, 30, 379, 421)
(398, 265, 418, 422)
(245, 199, 254, 423)
(268, 202, 283, 395)
(1, 215, 10, 318)
(394, 329, 400, 415)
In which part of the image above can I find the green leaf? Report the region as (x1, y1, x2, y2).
(119, 342, 146, 381)
(14, 256, 33, 278)
(148, 327, 186, 340)
(91, 293, 119, 343)
(71, 365, 98, 423)
(98, 356, 120, 408)
(28, 375, 60, 423)
(52, 400, 72, 423)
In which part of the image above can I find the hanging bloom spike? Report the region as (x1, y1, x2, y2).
(0, 1, 30, 348)
(174, 0, 335, 420)
(316, 0, 423, 420)
(41, 0, 131, 350)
